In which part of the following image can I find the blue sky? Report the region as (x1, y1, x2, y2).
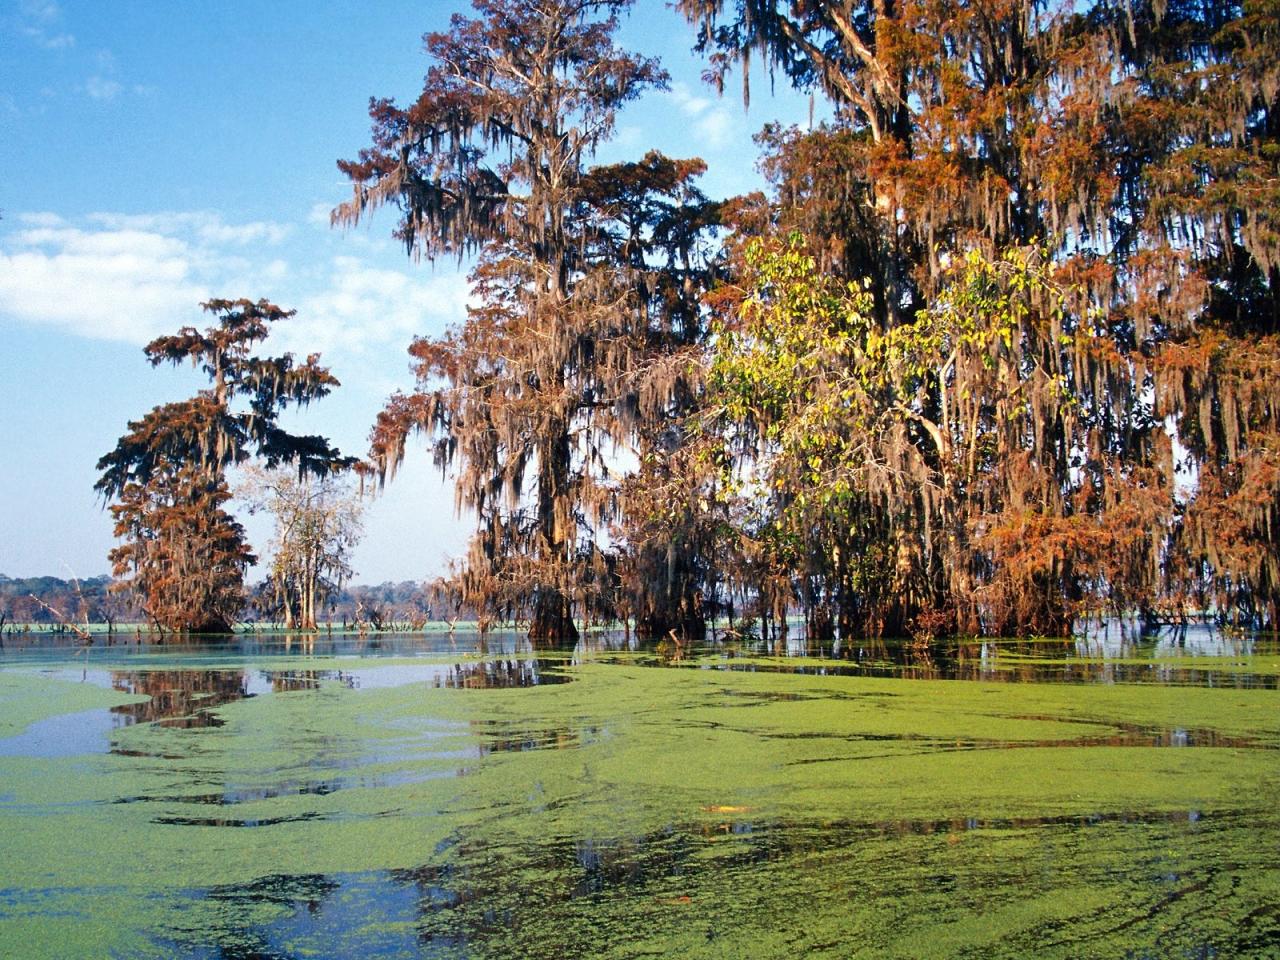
(0, 0, 811, 584)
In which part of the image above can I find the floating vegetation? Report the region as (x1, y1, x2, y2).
(0, 638, 1277, 957)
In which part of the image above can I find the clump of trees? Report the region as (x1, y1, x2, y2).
(0, 574, 141, 635)
(5, 574, 458, 634)
(680, 0, 1280, 636)
(96, 299, 354, 635)
(333, 0, 1277, 640)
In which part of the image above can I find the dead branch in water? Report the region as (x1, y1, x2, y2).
(28, 594, 93, 644)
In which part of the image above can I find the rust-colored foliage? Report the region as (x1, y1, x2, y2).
(96, 299, 354, 635)
(338, 1, 720, 640)
(688, 0, 1280, 634)
(106, 464, 252, 635)
(327, 0, 1279, 639)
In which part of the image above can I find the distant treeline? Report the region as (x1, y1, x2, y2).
(0, 574, 140, 630)
(0, 574, 474, 630)
(249, 579, 478, 628)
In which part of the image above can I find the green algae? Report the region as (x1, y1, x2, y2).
(0, 646, 1277, 958)
(0, 669, 147, 738)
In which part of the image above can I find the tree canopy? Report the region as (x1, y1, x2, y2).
(241, 467, 364, 632)
(680, 0, 1280, 636)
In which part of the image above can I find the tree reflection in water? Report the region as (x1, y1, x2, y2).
(110, 670, 252, 729)
(260, 669, 355, 693)
(433, 658, 568, 690)
(718, 631, 1280, 688)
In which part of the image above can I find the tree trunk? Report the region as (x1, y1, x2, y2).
(529, 590, 578, 642)
(807, 605, 834, 644)
(528, 426, 578, 643)
(634, 609, 706, 642)
(300, 554, 316, 631)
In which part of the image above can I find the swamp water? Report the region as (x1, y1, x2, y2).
(0, 630, 1277, 958)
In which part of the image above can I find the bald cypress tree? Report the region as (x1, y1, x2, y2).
(337, 0, 717, 640)
(97, 299, 354, 635)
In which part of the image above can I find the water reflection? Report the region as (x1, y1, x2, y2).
(711, 627, 1280, 689)
(433, 658, 568, 689)
(2, 632, 1275, 958)
(569, 831, 693, 899)
(0, 706, 123, 757)
(4, 622, 1272, 690)
(110, 669, 252, 729)
(471, 717, 603, 757)
(763, 721, 1271, 755)
(153, 811, 326, 828)
(103, 657, 562, 736)
(262, 669, 356, 693)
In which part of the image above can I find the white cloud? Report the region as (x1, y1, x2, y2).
(671, 85, 714, 117)
(15, 225, 188, 263)
(0, 209, 470, 387)
(0, 212, 294, 344)
(22, 26, 74, 49)
(20, 0, 61, 21)
(308, 202, 335, 226)
(283, 257, 472, 362)
(84, 76, 122, 101)
(15, 211, 65, 228)
(612, 125, 642, 150)
(202, 220, 292, 246)
(695, 110, 735, 148)
(52, 45, 148, 104)
(86, 211, 292, 246)
(666, 82, 738, 150)
(0, 232, 206, 343)
(18, 0, 74, 49)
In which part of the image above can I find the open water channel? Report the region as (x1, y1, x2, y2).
(0, 628, 1276, 958)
